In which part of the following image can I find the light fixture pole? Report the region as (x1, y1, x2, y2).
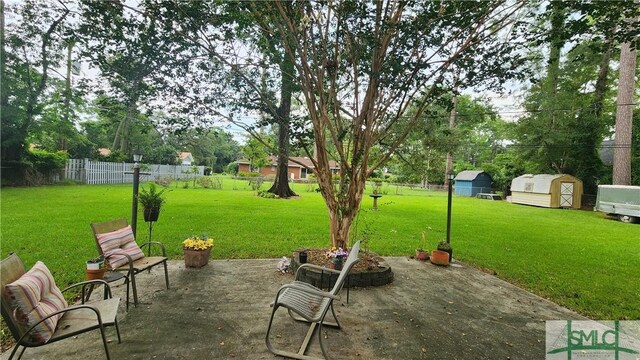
(131, 150, 143, 237)
(446, 171, 455, 245)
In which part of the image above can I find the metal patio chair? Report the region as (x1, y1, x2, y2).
(1, 253, 121, 360)
(266, 240, 361, 360)
(90, 218, 169, 308)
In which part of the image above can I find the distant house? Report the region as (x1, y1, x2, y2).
(98, 148, 111, 157)
(454, 170, 493, 196)
(178, 152, 194, 166)
(237, 156, 339, 180)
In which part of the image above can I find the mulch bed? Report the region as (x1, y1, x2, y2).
(299, 248, 386, 273)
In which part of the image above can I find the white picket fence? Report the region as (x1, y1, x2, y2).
(62, 159, 205, 185)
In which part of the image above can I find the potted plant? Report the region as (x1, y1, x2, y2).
(430, 241, 451, 266)
(415, 228, 430, 261)
(325, 247, 349, 270)
(138, 183, 167, 222)
(437, 240, 453, 262)
(85, 257, 106, 280)
(183, 234, 214, 268)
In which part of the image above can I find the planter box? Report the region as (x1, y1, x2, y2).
(183, 248, 211, 268)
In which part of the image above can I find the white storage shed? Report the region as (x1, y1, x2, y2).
(510, 174, 583, 209)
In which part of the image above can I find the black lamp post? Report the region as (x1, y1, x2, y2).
(131, 150, 143, 237)
(446, 171, 455, 245)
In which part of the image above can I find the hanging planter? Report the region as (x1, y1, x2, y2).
(143, 206, 161, 222)
(138, 183, 167, 222)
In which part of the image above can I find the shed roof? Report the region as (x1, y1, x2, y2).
(454, 170, 487, 181)
(510, 174, 569, 193)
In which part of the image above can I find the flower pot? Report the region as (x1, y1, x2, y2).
(329, 257, 344, 271)
(85, 268, 106, 280)
(430, 250, 450, 266)
(415, 250, 429, 261)
(143, 206, 161, 222)
(299, 251, 307, 264)
(183, 247, 211, 268)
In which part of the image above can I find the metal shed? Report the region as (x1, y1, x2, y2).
(510, 174, 583, 209)
(454, 170, 493, 196)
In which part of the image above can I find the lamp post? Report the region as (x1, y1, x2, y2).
(131, 150, 143, 237)
(446, 171, 455, 245)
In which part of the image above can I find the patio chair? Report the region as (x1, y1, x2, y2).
(90, 218, 169, 308)
(266, 240, 361, 360)
(1, 253, 121, 360)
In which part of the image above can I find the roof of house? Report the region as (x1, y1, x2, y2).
(454, 170, 488, 181)
(179, 152, 193, 160)
(237, 156, 339, 169)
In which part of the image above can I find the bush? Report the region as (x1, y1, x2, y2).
(155, 176, 173, 187)
(28, 150, 68, 178)
(226, 163, 239, 175)
(238, 171, 261, 178)
(257, 189, 278, 199)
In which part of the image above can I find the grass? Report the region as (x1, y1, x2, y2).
(1, 178, 639, 323)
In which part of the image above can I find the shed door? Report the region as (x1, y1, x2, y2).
(560, 182, 574, 207)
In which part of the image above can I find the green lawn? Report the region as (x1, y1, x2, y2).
(1, 179, 639, 321)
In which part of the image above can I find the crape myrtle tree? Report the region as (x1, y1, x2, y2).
(269, 1, 528, 248)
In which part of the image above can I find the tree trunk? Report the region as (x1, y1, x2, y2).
(612, 41, 636, 185)
(267, 52, 296, 197)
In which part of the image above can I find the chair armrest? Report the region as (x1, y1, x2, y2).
(277, 283, 341, 301)
(295, 263, 341, 280)
(104, 252, 135, 276)
(15, 304, 105, 346)
(138, 241, 167, 257)
(61, 280, 113, 301)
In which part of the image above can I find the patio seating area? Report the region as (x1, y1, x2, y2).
(1, 257, 585, 359)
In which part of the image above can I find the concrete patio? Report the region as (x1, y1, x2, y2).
(3, 257, 585, 359)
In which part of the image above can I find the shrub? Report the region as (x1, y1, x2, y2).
(257, 189, 278, 199)
(238, 171, 261, 178)
(28, 150, 68, 178)
(155, 176, 173, 187)
(197, 176, 213, 188)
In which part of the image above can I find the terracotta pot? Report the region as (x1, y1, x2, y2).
(143, 207, 161, 222)
(415, 250, 429, 261)
(85, 268, 106, 280)
(430, 250, 450, 266)
(183, 247, 211, 268)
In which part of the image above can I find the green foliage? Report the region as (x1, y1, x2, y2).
(257, 189, 277, 199)
(27, 150, 68, 178)
(237, 171, 261, 178)
(138, 183, 168, 209)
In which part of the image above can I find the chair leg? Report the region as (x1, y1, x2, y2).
(114, 317, 122, 344)
(124, 275, 130, 311)
(163, 260, 170, 289)
(98, 325, 111, 360)
(265, 305, 326, 360)
(8, 343, 25, 360)
(130, 271, 138, 307)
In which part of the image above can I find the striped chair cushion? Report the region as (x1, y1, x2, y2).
(96, 225, 144, 269)
(4, 261, 68, 343)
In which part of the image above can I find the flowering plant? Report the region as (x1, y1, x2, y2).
(325, 247, 349, 259)
(183, 235, 214, 251)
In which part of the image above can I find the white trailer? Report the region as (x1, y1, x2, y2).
(594, 185, 640, 223)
